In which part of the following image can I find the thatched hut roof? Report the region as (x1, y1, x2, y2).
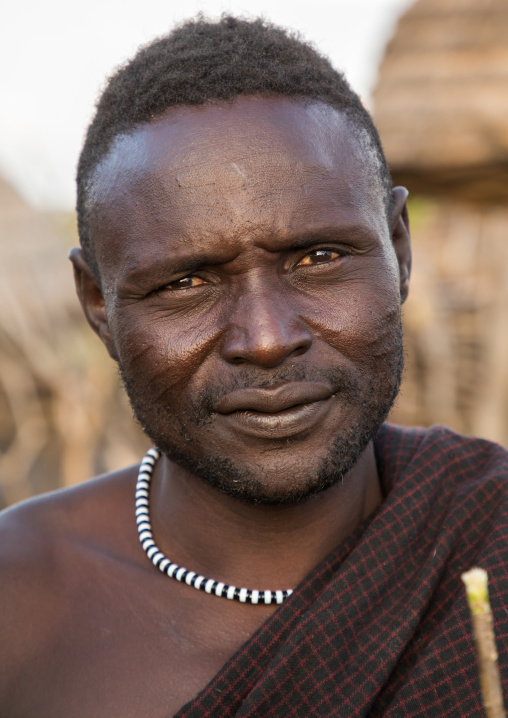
(373, 0, 508, 202)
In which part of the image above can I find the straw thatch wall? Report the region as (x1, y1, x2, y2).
(377, 0, 508, 445)
(388, 198, 508, 444)
(0, 177, 148, 509)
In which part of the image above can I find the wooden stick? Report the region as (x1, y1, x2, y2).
(462, 568, 506, 718)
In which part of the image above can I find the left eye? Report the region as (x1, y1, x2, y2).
(168, 276, 206, 290)
(298, 249, 340, 266)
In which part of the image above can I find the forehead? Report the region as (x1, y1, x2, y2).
(89, 97, 387, 268)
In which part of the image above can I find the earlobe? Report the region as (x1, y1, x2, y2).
(390, 186, 412, 304)
(68, 247, 118, 359)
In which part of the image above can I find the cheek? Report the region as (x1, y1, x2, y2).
(109, 306, 223, 393)
(304, 269, 401, 365)
(349, 287, 401, 363)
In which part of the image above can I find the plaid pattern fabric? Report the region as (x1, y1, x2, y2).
(177, 424, 508, 717)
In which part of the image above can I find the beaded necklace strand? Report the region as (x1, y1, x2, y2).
(136, 448, 294, 605)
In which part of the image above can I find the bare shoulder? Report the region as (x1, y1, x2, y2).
(0, 466, 139, 689)
(0, 464, 139, 564)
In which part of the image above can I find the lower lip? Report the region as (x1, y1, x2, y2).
(219, 399, 331, 439)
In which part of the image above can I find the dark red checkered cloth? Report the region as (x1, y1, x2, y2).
(177, 424, 508, 717)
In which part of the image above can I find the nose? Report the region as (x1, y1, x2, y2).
(221, 283, 313, 368)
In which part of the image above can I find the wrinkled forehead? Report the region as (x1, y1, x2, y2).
(89, 97, 384, 213)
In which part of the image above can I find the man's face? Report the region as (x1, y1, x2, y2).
(87, 97, 408, 503)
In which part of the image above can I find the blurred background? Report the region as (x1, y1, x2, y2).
(1, 0, 507, 508)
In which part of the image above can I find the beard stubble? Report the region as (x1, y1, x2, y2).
(119, 320, 404, 505)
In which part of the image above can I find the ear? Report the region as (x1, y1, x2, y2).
(69, 248, 118, 359)
(390, 186, 411, 304)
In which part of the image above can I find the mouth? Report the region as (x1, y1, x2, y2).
(214, 382, 334, 439)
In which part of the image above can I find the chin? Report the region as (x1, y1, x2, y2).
(153, 420, 377, 505)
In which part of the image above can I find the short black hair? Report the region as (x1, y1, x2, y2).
(77, 15, 392, 279)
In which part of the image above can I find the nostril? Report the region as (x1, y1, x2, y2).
(291, 343, 310, 358)
(229, 355, 249, 366)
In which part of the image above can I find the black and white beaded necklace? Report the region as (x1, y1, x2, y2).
(136, 448, 294, 605)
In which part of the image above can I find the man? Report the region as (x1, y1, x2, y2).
(1, 15, 507, 717)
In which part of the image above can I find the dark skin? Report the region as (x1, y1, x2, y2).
(0, 97, 410, 717)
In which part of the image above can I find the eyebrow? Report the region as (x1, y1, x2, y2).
(261, 224, 377, 252)
(163, 253, 229, 275)
(125, 251, 237, 285)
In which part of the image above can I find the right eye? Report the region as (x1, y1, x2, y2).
(166, 275, 206, 291)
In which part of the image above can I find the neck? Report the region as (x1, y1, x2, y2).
(150, 443, 382, 591)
